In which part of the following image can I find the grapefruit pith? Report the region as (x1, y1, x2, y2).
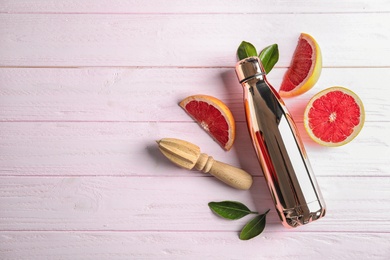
(279, 33, 322, 98)
(303, 87, 365, 147)
(179, 95, 236, 151)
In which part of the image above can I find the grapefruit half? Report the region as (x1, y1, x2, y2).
(179, 95, 236, 151)
(279, 33, 322, 97)
(304, 87, 365, 147)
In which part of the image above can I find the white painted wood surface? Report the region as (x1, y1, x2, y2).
(1, 1, 389, 259)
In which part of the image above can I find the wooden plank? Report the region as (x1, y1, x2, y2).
(0, 68, 387, 122)
(1, 0, 389, 14)
(0, 122, 388, 177)
(0, 2, 388, 259)
(0, 13, 389, 67)
(1, 231, 389, 259)
(0, 176, 389, 232)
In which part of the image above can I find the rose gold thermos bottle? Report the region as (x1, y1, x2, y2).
(235, 56, 326, 228)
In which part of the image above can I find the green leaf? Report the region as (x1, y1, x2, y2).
(237, 41, 257, 61)
(208, 201, 258, 220)
(259, 44, 279, 74)
(239, 209, 270, 240)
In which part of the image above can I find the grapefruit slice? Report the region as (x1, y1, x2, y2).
(179, 95, 236, 151)
(304, 87, 365, 147)
(279, 33, 322, 97)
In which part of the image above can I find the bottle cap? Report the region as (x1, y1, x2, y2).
(235, 56, 265, 83)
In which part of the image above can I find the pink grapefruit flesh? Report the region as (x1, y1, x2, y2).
(304, 87, 365, 147)
(179, 95, 236, 150)
(280, 33, 322, 97)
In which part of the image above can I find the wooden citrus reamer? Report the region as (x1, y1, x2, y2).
(157, 138, 253, 190)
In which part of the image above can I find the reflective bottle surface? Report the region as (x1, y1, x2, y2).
(235, 56, 326, 228)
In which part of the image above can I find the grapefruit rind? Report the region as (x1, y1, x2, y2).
(179, 95, 236, 151)
(303, 87, 365, 147)
(279, 33, 322, 98)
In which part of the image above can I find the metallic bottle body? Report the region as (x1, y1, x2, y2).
(235, 57, 326, 228)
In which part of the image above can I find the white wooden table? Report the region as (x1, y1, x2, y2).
(1, 1, 389, 259)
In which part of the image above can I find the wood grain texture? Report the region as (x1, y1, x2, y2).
(1, 176, 389, 232)
(1, 67, 388, 122)
(1, 13, 389, 67)
(2, 0, 390, 14)
(1, 232, 389, 260)
(0, 122, 388, 177)
(1, 1, 389, 259)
